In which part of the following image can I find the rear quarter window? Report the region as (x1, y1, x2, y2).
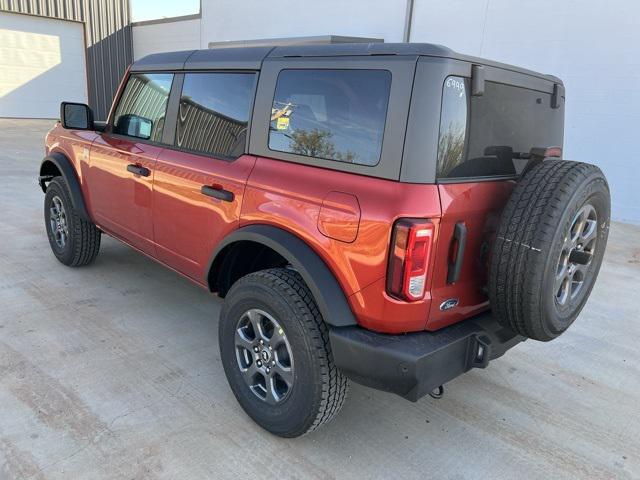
(437, 77, 469, 178)
(268, 69, 391, 166)
(437, 76, 563, 180)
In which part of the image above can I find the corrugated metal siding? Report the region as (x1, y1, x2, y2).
(114, 73, 246, 155)
(0, 0, 132, 119)
(84, 0, 132, 120)
(114, 74, 168, 142)
(176, 100, 246, 157)
(114, 73, 245, 154)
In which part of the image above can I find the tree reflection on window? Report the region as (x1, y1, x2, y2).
(289, 128, 355, 163)
(268, 69, 391, 167)
(438, 122, 466, 176)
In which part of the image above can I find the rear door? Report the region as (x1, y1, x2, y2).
(152, 71, 257, 282)
(427, 72, 564, 330)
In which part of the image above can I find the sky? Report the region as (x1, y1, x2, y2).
(131, 0, 200, 22)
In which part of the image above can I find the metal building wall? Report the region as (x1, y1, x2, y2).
(0, 0, 132, 119)
(115, 74, 169, 143)
(176, 100, 246, 157)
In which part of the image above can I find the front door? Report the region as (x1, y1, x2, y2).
(152, 71, 258, 282)
(87, 72, 174, 256)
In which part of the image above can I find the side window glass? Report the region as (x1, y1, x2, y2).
(437, 76, 469, 177)
(268, 69, 391, 166)
(176, 72, 256, 158)
(437, 77, 563, 179)
(112, 73, 173, 142)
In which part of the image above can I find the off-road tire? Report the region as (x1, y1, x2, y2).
(489, 160, 610, 341)
(219, 268, 348, 437)
(44, 177, 101, 266)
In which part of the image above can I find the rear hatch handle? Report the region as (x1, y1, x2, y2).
(447, 222, 467, 284)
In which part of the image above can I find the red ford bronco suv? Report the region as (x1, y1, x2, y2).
(39, 43, 610, 437)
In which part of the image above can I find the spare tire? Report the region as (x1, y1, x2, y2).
(489, 160, 610, 341)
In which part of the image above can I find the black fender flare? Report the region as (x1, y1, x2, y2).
(38, 152, 90, 221)
(208, 224, 357, 328)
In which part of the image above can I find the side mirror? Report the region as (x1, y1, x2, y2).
(60, 102, 94, 130)
(115, 114, 153, 140)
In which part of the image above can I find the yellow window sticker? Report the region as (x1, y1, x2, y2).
(276, 117, 290, 130)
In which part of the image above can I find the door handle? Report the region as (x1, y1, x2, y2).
(201, 185, 234, 202)
(447, 222, 467, 284)
(126, 164, 150, 177)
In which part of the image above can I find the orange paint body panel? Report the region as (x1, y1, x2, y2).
(43, 125, 514, 335)
(152, 150, 256, 282)
(317, 191, 361, 243)
(88, 134, 163, 256)
(426, 181, 515, 331)
(241, 157, 442, 333)
(45, 125, 98, 199)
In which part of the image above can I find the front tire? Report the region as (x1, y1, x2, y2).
(44, 177, 101, 266)
(219, 268, 348, 437)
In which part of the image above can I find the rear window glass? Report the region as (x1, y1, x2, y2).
(268, 69, 391, 166)
(176, 72, 256, 159)
(113, 73, 173, 142)
(437, 76, 563, 179)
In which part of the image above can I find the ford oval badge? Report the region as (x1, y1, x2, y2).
(440, 298, 459, 311)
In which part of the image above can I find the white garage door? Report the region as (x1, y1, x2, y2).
(0, 11, 88, 119)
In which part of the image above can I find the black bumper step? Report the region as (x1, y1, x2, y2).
(329, 312, 524, 401)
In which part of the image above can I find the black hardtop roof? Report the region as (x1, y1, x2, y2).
(131, 43, 561, 84)
(131, 46, 273, 71)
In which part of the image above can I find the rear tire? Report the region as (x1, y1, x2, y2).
(219, 268, 348, 437)
(44, 177, 101, 266)
(489, 160, 610, 341)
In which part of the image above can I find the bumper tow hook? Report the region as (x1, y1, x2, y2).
(429, 385, 444, 399)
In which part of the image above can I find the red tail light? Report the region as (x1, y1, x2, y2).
(386, 219, 434, 301)
(544, 146, 562, 158)
(530, 146, 562, 159)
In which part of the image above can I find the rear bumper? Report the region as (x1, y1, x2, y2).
(329, 312, 524, 401)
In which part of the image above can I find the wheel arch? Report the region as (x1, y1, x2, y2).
(207, 224, 357, 328)
(39, 152, 90, 221)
